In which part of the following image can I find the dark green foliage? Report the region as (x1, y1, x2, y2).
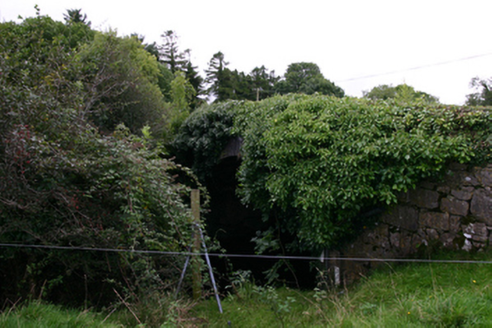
(63, 9, 91, 26)
(0, 13, 196, 307)
(364, 83, 439, 104)
(77, 31, 168, 135)
(172, 101, 248, 181)
(238, 95, 490, 250)
(173, 95, 490, 253)
(205, 52, 280, 102)
(250, 65, 279, 101)
(466, 77, 492, 106)
(205, 51, 230, 101)
(157, 63, 174, 102)
(183, 56, 205, 109)
(275, 62, 344, 97)
(159, 30, 187, 74)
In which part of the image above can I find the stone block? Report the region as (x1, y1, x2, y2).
(419, 211, 450, 231)
(462, 239, 472, 251)
(444, 170, 479, 188)
(460, 172, 480, 186)
(419, 181, 436, 190)
(462, 222, 488, 238)
(470, 188, 492, 225)
(440, 197, 469, 216)
(449, 215, 461, 232)
(400, 233, 414, 254)
(396, 191, 410, 203)
(472, 240, 486, 249)
(475, 167, 492, 187)
(472, 234, 488, 243)
(440, 232, 457, 249)
(409, 188, 439, 209)
(437, 185, 451, 194)
(451, 187, 473, 201)
(426, 228, 439, 240)
(381, 205, 419, 231)
(390, 232, 400, 248)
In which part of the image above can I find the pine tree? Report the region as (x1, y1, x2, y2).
(159, 30, 186, 73)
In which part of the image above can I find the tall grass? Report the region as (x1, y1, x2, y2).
(192, 251, 492, 327)
(2, 251, 492, 327)
(0, 301, 121, 328)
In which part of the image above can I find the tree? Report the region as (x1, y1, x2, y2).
(363, 84, 439, 104)
(63, 8, 91, 26)
(250, 66, 279, 101)
(131, 33, 160, 60)
(159, 30, 186, 74)
(164, 71, 197, 139)
(0, 13, 197, 307)
(465, 77, 492, 106)
(275, 62, 344, 97)
(183, 49, 204, 109)
(78, 31, 168, 135)
(205, 51, 231, 101)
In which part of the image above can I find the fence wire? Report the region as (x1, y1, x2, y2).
(1, 243, 491, 264)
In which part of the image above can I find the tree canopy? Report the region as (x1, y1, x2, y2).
(466, 77, 492, 106)
(0, 12, 199, 307)
(275, 62, 344, 97)
(363, 84, 439, 104)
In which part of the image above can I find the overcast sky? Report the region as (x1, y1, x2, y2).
(3, 1, 492, 104)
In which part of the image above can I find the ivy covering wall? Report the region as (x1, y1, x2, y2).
(174, 95, 491, 254)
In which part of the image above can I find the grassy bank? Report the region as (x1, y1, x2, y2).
(0, 301, 120, 328)
(192, 252, 492, 327)
(1, 251, 492, 327)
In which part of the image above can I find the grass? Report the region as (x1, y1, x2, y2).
(0, 301, 121, 328)
(1, 251, 492, 327)
(191, 251, 492, 327)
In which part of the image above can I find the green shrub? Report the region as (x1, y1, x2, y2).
(0, 13, 198, 307)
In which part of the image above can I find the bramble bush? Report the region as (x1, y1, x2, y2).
(0, 13, 198, 307)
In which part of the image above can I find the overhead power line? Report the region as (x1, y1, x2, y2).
(1, 243, 491, 265)
(336, 52, 492, 83)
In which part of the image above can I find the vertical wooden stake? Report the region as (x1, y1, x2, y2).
(191, 189, 202, 300)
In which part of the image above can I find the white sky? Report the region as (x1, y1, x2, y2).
(2, 0, 492, 105)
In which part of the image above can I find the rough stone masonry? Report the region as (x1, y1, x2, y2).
(335, 162, 492, 283)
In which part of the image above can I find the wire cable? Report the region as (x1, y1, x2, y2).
(1, 243, 491, 264)
(336, 52, 492, 83)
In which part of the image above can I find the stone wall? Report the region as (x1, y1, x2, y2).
(335, 163, 492, 283)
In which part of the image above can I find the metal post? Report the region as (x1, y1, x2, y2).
(197, 224, 223, 314)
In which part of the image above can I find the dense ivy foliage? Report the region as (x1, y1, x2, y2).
(174, 95, 490, 253)
(172, 101, 248, 180)
(0, 14, 197, 306)
(239, 96, 490, 250)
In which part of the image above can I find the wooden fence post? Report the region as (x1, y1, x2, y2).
(191, 189, 201, 300)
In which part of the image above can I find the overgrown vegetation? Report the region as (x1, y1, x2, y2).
(3, 251, 492, 327)
(192, 251, 492, 327)
(1, 7, 491, 327)
(0, 10, 199, 307)
(175, 95, 491, 254)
